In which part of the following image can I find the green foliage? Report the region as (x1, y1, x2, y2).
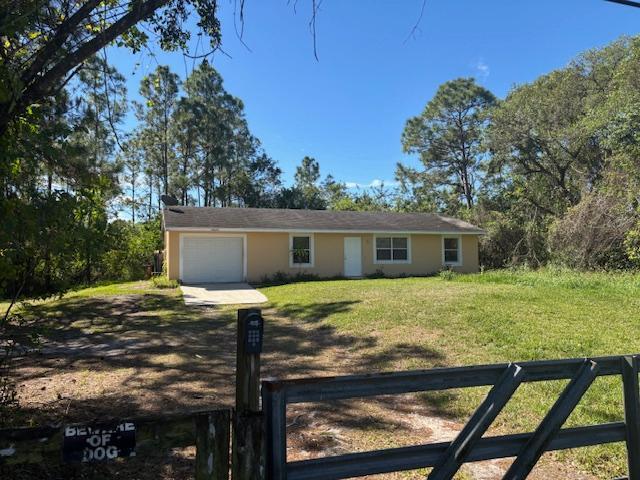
(624, 221, 640, 267)
(101, 219, 163, 281)
(488, 68, 597, 215)
(549, 192, 637, 269)
(454, 265, 640, 292)
(438, 268, 458, 281)
(177, 60, 281, 207)
(0, 191, 78, 297)
(475, 204, 550, 268)
(151, 275, 179, 289)
(136, 65, 180, 199)
(0, 0, 222, 134)
(400, 77, 496, 211)
(277, 156, 327, 209)
(258, 270, 321, 286)
(474, 36, 640, 269)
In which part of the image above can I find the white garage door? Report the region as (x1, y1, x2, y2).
(181, 236, 244, 283)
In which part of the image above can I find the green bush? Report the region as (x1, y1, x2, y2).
(454, 265, 640, 292)
(258, 271, 320, 286)
(549, 193, 636, 270)
(476, 210, 548, 269)
(365, 269, 386, 279)
(151, 275, 179, 289)
(439, 269, 458, 281)
(101, 219, 162, 281)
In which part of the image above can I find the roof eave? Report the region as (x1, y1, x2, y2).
(163, 226, 485, 235)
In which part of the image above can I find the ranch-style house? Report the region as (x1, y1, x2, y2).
(162, 207, 484, 283)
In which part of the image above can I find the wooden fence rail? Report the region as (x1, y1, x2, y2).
(262, 354, 640, 480)
(0, 408, 231, 480)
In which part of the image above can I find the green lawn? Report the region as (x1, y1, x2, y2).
(261, 268, 640, 476)
(5, 269, 640, 478)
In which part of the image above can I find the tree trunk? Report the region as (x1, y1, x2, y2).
(148, 175, 153, 220)
(132, 181, 136, 224)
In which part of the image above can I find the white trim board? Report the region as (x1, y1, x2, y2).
(166, 227, 483, 235)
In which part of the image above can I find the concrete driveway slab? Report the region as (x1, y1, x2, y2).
(181, 283, 268, 306)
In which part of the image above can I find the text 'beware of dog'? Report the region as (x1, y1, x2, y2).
(62, 422, 136, 463)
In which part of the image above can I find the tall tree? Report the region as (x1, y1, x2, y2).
(73, 56, 127, 178)
(172, 97, 198, 205)
(400, 78, 496, 211)
(136, 65, 180, 202)
(183, 60, 273, 207)
(394, 163, 439, 213)
(292, 156, 325, 209)
(0, 0, 222, 136)
(488, 69, 601, 216)
(119, 135, 145, 223)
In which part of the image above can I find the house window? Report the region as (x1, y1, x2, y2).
(443, 236, 461, 265)
(290, 234, 314, 267)
(375, 236, 410, 263)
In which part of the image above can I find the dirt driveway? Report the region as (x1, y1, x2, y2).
(4, 288, 596, 480)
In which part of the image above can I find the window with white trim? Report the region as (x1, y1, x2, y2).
(375, 236, 409, 263)
(443, 237, 461, 265)
(290, 235, 313, 266)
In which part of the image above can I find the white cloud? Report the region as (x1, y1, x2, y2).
(474, 58, 490, 80)
(344, 179, 399, 190)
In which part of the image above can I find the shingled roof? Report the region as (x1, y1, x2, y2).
(162, 207, 484, 234)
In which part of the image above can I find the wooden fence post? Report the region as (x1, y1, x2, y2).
(236, 309, 263, 413)
(623, 355, 640, 480)
(233, 308, 265, 480)
(195, 410, 231, 480)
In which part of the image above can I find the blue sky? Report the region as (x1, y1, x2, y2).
(108, 0, 639, 188)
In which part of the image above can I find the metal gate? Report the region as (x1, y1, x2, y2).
(263, 354, 640, 480)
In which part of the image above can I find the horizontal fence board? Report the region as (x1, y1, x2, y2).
(285, 422, 626, 480)
(0, 409, 230, 466)
(263, 354, 629, 404)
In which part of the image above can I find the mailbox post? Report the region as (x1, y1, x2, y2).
(236, 308, 263, 412)
(233, 308, 265, 480)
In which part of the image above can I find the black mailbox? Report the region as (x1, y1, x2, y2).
(244, 311, 263, 354)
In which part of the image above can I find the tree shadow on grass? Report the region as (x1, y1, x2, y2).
(7, 293, 375, 428)
(273, 300, 358, 323)
(4, 291, 469, 478)
(356, 342, 445, 371)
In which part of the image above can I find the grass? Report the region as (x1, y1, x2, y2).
(0, 280, 171, 317)
(261, 268, 640, 477)
(151, 275, 180, 289)
(5, 268, 640, 478)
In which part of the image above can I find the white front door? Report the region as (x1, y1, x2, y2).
(344, 237, 362, 277)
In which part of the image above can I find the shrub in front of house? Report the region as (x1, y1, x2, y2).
(439, 269, 458, 281)
(258, 271, 320, 286)
(151, 276, 179, 289)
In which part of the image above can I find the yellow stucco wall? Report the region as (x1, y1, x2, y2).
(164, 230, 480, 282)
(460, 235, 480, 274)
(165, 230, 181, 280)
